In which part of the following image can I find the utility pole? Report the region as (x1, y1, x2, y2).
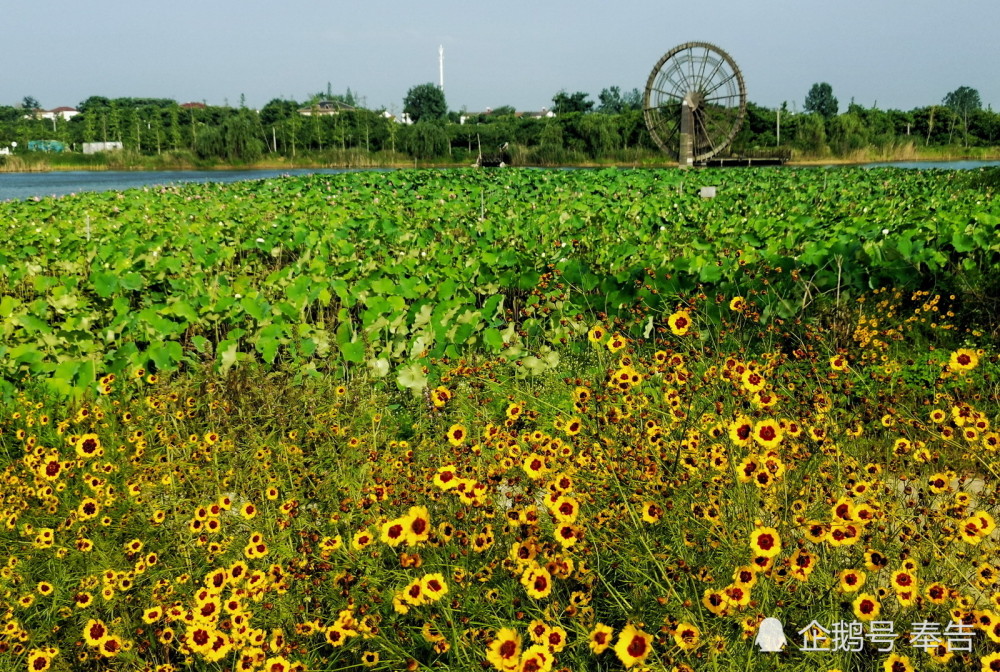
(776, 108, 780, 147)
(439, 45, 444, 92)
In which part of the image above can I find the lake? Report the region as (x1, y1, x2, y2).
(1, 161, 998, 201)
(0, 168, 382, 202)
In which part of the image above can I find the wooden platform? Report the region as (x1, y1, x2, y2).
(700, 156, 789, 167)
(699, 148, 791, 167)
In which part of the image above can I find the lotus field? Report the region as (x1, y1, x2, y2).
(1, 167, 999, 672)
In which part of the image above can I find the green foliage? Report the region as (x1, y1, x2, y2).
(403, 83, 447, 123)
(804, 82, 838, 118)
(402, 121, 449, 159)
(552, 90, 594, 114)
(597, 86, 642, 114)
(796, 113, 828, 153)
(1, 168, 998, 397)
(943, 86, 982, 115)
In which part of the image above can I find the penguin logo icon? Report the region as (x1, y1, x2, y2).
(754, 617, 787, 652)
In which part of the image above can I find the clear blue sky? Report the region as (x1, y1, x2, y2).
(3, 0, 997, 113)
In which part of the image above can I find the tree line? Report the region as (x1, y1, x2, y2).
(1, 83, 997, 166)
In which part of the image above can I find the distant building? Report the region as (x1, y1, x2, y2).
(298, 100, 357, 116)
(180, 102, 207, 109)
(82, 142, 124, 154)
(40, 107, 79, 121)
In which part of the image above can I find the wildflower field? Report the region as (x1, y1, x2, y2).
(1, 167, 1000, 672)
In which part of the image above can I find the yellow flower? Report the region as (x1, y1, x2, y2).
(852, 592, 881, 621)
(75, 433, 103, 459)
(521, 564, 553, 600)
(447, 424, 467, 445)
(606, 333, 627, 353)
(882, 654, 913, 672)
(587, 324, 607, 344)
(749, 527, 781, 558)
(614, 623, 653, 668)
(667, 310, 692, 336)
(588, 623, 614, 654)
(381, 518, 407, 547)
(949, 348, 979, 371)
(486, 627, 522, 671)
(752, 419, 783, 449)
(673, 622, 700, 650)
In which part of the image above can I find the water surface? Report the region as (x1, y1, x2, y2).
(0, 168, 380, 202)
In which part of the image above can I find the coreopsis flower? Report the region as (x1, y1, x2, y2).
(606, 333, 627, 353)
(829, 354, 849, 371)
(728, 416, 753, 446)
(667, 310, 692, 336)
(75, 433, 102, 459)
(981, 651, 1000, 672)
(641, 502, 662, 524)
(882, 654, 914, 672)
(83, 619, 109, 647)
(522, 453, 548, 480)
(587, 325, 607, 345)
(447, 424, 467, 445)
(420, 573, 448, 601)
(588, 623, 614, 654)
(381, 518, 407, 547)
(403, 506, 431, 546)
(351, 529, 374, 551)
(486, 627, 522, 671)
(837, 569, 866, 593)
(749, 527, 781, 558)
(729, 296, 746, 312)
(518, 644, 553, 672)
(614, 624, 653, 668)
(673, 622, 701, 650)
(550, 495, 579, 523)
(949, 348, 979, 372)
(431, 386, 451, 407)
(852, 593, 881, 621)
(521, 564, 553, 600)
(753, 419, 783, 449)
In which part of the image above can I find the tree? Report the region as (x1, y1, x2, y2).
(552, 91, 594, 115)
(402, 121, 448, 159)
(943, 86, 981, 145)
(597, 86, 642, 114)
(943, 86, 981, 116)
(260, 99, 299, 126)
(804, 83, 838, 119)
(21, 96, 41, 111)
(403, 83, 447, 123)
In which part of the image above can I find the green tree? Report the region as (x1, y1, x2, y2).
(804, 83, 838, 119)
(223, 112, 264, 162)
(260, 99, 299, 126)
(943, 86, 982, 145)
(552, 90, 594, 114)
(796, 113, 828, 154)
(943, 86, 981, 116)
(597, 86, 641, 114)
(402, 121, 448, 159)
(21, 96, 40, 113)
(403, 83, 447, 123)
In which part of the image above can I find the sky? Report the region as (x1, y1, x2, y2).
(3, 0, 997, 114)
